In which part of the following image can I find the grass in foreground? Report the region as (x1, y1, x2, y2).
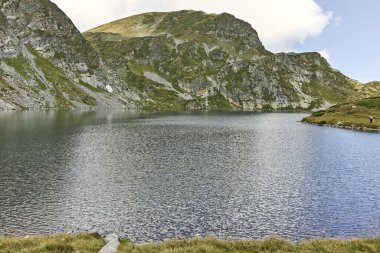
(1, 235, 380, 253)
(118, 237, 380, 253)
(0, 233, 106, 253)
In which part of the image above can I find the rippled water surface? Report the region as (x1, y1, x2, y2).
(0, 111, 380, 242)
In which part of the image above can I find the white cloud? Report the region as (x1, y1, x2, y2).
(51, 0, 334, 52)
(333, 16, 343, 27)
(318, 49, 331, 61)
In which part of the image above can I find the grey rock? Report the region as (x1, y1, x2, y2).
(99, 234, 120, 253)
(0, 0, 138, 110)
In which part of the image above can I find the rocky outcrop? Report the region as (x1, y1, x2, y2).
(0, 0, 137, 110)
(85, 10, 373, 111)
(1, 4, 378, 111)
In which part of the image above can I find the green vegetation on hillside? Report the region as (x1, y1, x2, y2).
(141, 88, 188, 111)
(303, 97, 380, 129)
(2, 3, 379, 111)
(208, 92, 235, 110)
(0, 74, 16, 96)
(4, 55, 33, 80)
(86, 10, 269, 58)
(28, 47, 98, 108)
(0, 0, 127, 110)
(79, 80, 106, 93)
(357, 81, 380, 98)
(84, 10, 376, 111)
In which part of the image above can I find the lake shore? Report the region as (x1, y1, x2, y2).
(302, 119, 380, 132)
(1, 234, 380, 253)
(302, 97, 380, 132)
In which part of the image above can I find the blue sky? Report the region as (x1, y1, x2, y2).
(52, 0, 379, 83)
(294, 0, 380, 83)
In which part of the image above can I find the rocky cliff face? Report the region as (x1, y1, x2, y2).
(85, 11, 369, 111)
(1, 4, 377, 111)
(0, 0, 137, 110)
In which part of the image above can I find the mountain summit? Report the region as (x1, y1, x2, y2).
(84, 10, 372, 111)
(87, 10, 268, 58)
(0, 3, 378, 111)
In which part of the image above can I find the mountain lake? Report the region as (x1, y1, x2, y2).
(0, 111, 379, 242)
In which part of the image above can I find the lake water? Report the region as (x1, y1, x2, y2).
(0, 111, 379, 242)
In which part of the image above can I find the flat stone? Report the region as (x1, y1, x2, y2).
(99, 234, 120, 253)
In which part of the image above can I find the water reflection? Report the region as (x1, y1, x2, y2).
(0, 111, 379, 242)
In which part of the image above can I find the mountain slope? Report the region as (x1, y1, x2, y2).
(0, 0, 137, 110)
(84, 11, 368, 111)
(303, 96, 380, 130)
(1, 5, 377, 112)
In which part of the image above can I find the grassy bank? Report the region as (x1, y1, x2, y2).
(1, 235, 380, 253)
(118, 237, 380, 253)
(0, 233, 106, 253)
(303, 97, 380, 130)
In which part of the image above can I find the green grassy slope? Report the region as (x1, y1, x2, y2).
(86, 11, 269, 59)
(303, 96, 380, 129)
(84, 10, 375, 111)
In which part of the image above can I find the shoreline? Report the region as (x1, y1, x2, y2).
(302, 120, 380, 133)
(1, 233, 380, 252)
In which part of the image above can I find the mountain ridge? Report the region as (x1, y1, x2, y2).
(0, 2, 379, 111)
(86, 10, 269, 59)
(84, 10, 378, 111)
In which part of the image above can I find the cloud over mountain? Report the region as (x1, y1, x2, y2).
(51, 0, 334, 52)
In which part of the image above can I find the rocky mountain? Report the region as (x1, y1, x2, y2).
(0, 0, 137, 110)
(84, 10, 374, 111)
(1, 3, 378, 111)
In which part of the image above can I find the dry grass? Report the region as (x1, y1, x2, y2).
(0, 233, 106, 253)
(118, 237, 380, 253)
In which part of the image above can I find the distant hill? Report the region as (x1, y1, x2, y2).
(84, 10, 376, 111)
